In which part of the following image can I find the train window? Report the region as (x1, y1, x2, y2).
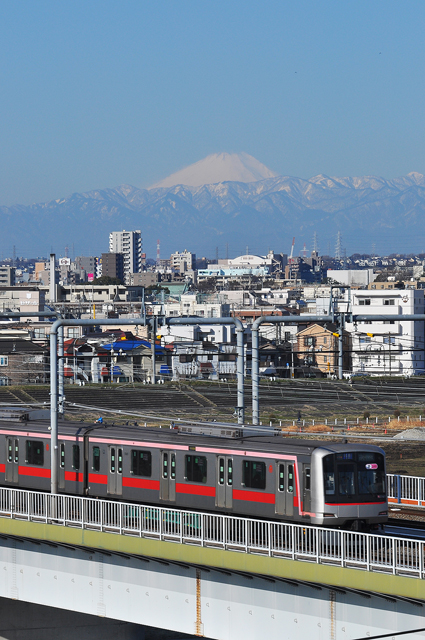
(163, 452, 168, 479)
(26, 440, 44, 466)
(110, 448, 116, 473)
(117, 448, 123, 474)
(171, 453, 176, 480)
(185, 455, 207, 484)
(14, 440, 18, 464)
(287, 465, 294, 494)
(131, 450, 152, 477)
(7, 439, 12, 463)
(243, 460, 266, 490)
(357, 452, 385, 496)
(227, 459, 233, 486)
(338, 464, 355, 496)
(219, 458, 225, 485)
(278, 464, 284, 492)
(305, 467, 311, 491)
(72, 445, 80, 470)
(93, 446, 100, 472)
(323, 455, 335, 495)
(60, 443, 65, 469)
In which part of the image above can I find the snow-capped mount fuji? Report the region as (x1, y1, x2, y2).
(149, 152, 277, 189)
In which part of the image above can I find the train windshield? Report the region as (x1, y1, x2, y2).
(323, 452, 386, 503)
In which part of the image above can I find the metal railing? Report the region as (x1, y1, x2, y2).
(0, 486, 423, 580)
(387, 473, 425, 507)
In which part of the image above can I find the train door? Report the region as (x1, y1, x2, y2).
(303, 465, 311, 513)
(107, 446, 123, 496)
(275, 461, 295, 516)
(5, 437, 18, 484)
(216, 456, 233, 508)
(59, 442, 66, 490)
(160, 450, 176, 502)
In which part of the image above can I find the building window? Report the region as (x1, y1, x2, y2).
(0, 357, 8, 366)
(358, 299, 371, 305)
(303, 336, 316, 346)
(383, 336, 396, 344)
(68, 327, 80, 338)
(359, 336, 371, 344)
(34, 328, 46, 339)
(383, 299, 395, 306)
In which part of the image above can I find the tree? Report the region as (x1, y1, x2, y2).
(92, 276, 123, 285)
(145, 284, 170, 295)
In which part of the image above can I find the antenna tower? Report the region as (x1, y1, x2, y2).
(12, 245, 16, 269)
(312, 232, 318, 254)
(156, 239, 160, 267)
(302, 243, 308, 258)
(288, 237, 295, 264)
(335, 231, 342, 261)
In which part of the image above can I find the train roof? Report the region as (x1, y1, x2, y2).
(0, 420, 385, 456)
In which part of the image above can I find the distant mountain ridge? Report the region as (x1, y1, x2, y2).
(2, 166, 425, 257)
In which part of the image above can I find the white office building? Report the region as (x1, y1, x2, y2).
(109, 230, 142, 283)
(347, 289, 425, 376)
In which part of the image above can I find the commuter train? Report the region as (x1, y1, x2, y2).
(0, 420, 387, 530)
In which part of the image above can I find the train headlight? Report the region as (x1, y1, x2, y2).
(323, 513, 337, 518)
(379, 510, 387, 516)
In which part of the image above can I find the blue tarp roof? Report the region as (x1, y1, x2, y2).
(102, 340, 167, 354)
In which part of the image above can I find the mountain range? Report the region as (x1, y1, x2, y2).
(2, 153, 425, 258)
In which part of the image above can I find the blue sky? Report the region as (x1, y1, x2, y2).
(0, 0, 424, 206)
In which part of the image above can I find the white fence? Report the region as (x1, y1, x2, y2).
(387, 474, 425, 507)
(0, 487, 423, 580)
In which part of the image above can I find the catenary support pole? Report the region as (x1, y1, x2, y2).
(251, 315, 340, 425)
(165, 317, 246, 424)
(50, 318, 148, 494)
(338, 313, 344, 380)
(58, 325, 64, 415)
(151, 315, 156, 384)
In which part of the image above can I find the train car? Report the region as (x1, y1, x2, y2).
(0, 420, 388, 530)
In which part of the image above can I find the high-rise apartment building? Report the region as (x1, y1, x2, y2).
(101, 252, 125, 282)
(109, 230, 142, 283)
(170, 250, 196, 273)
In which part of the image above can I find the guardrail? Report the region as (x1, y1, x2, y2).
(387, 474, 425, 507)
(0, 487, 422, 579)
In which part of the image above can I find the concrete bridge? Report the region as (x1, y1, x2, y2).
(0, 488, 424, 639)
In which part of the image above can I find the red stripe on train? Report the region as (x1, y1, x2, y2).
(122, 478, 160, 491)
(176, 483, 216, 497)
(233, 489, 275, 504)
(88, 473, 108, 485)
(64, 471, 84, 483)
(18, 466, 51, 478)
(0, 464, 5, 473)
